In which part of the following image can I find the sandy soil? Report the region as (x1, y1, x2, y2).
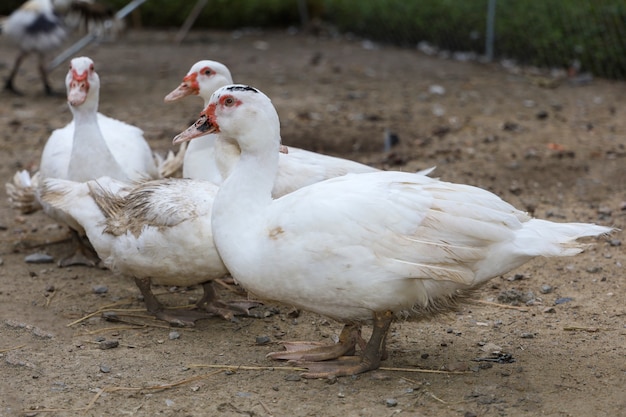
(0, 29, 624, 417)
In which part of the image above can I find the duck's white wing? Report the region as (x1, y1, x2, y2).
(98, 113, 159, 181)
(224, 171, 608, 320)
(39, 122, 74, 179)
(272, 147, 378, 197)
(89, 178, 224, 284)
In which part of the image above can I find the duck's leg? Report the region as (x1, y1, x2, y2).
(196, 281, 263, 321)
(267, 323, 363, 362)
(58, 229, 100, 267)
(286, 311, 394, 379)
(5, 51, 27, 95)
(133, 277, 215, 327)
(37, 52, 60, 96)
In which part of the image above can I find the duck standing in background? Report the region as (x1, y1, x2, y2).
(173, 85, 614, 378)
(2, 0, 114, 95)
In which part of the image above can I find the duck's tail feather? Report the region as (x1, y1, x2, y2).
(5, 170, 42, 214)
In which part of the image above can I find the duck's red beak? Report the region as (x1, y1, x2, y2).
(172, 103, 218, 145)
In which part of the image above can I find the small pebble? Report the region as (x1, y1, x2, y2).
(45, 284, 55, 292)
(520, 332, 535, 339)
(99, 364, 111, 373)
(540, 285, 553, 294)
(24, 253, 54, 264)
(284, 374, 301, 381)
(168, 331, 180, 340)
(94, 336, 106, 342)
(385, 398, 398, 407)
(609, 239, 621, 247)
(586, 266, 602, 274)
(98, 340, 119, 350)
(543, 307, 556, 313)
(255, 335, 271, 345)
(428, 84, 446, 95)
(92, 285, 108, 294)
(555, 297, 573, 305)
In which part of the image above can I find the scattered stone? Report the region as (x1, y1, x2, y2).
(0, 258, 4, 266)
(536, 110, 549, 119)
(95, 336, 106, 342)
(555, 297, 573, 305)
(609, 239, 621, 247)
(428, 84, 446, 95)
(520, 332, 535, 339)
(99, 364, 111, 373)
(543, 307, 556, 313)
(102, 311, 119, 321)
(92, 285, 108, 294)
(421, 353, 429, 359)
(284, 374, 301, 382)
(385, 398, 398, 407)
(168, 331, 180, 340)
(24, 253, 54, 264)
(540, 284, 553, 294)
(507, 273, 525, 281)
(497, 288, 535, 305)
(255, 335, 270, 345)
(586, 266, 602, 273)
(502, 121, 520, 132)
(98, 340, 119, 350)
(465, 412, 478, 417)
(480, 342, 502, 354)
(45, 284, 55, 292)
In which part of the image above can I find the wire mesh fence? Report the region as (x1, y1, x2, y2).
(323, 0, 626, 79)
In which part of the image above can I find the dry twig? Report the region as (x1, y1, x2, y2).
(473, 299, 530, 312)
(0, 344, 26, 354)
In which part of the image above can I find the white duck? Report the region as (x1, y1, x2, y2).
(13, 56, 159, 266)
(41, 176, 260, 326)
(173, 85, 614, 378)
(164, 59, 378, 192)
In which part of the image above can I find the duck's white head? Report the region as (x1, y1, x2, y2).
(173, 84, 280, 153)
(164, 60, 233, 103)
(66, 56, 99, 107)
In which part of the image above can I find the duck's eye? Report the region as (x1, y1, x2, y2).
(204, 69, 212, 76)
(90, 64, 94, 71)
(224, 97, 236, 107)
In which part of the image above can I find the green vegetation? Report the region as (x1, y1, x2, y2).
(2, 0, 624, 78)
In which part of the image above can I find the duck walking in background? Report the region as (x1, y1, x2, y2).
(173, 85, 614, 378)
(164, 59, 378, 191)
(2, 0, 114, 95)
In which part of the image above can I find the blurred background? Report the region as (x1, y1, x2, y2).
(2, 0, 625, 79)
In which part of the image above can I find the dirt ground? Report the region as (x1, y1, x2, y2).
(0, 28, 624, 417)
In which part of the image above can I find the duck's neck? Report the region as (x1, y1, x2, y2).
(212, 131, 280, 245)
(214, 136, 241, 181)
(67, 99, 128, 182)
